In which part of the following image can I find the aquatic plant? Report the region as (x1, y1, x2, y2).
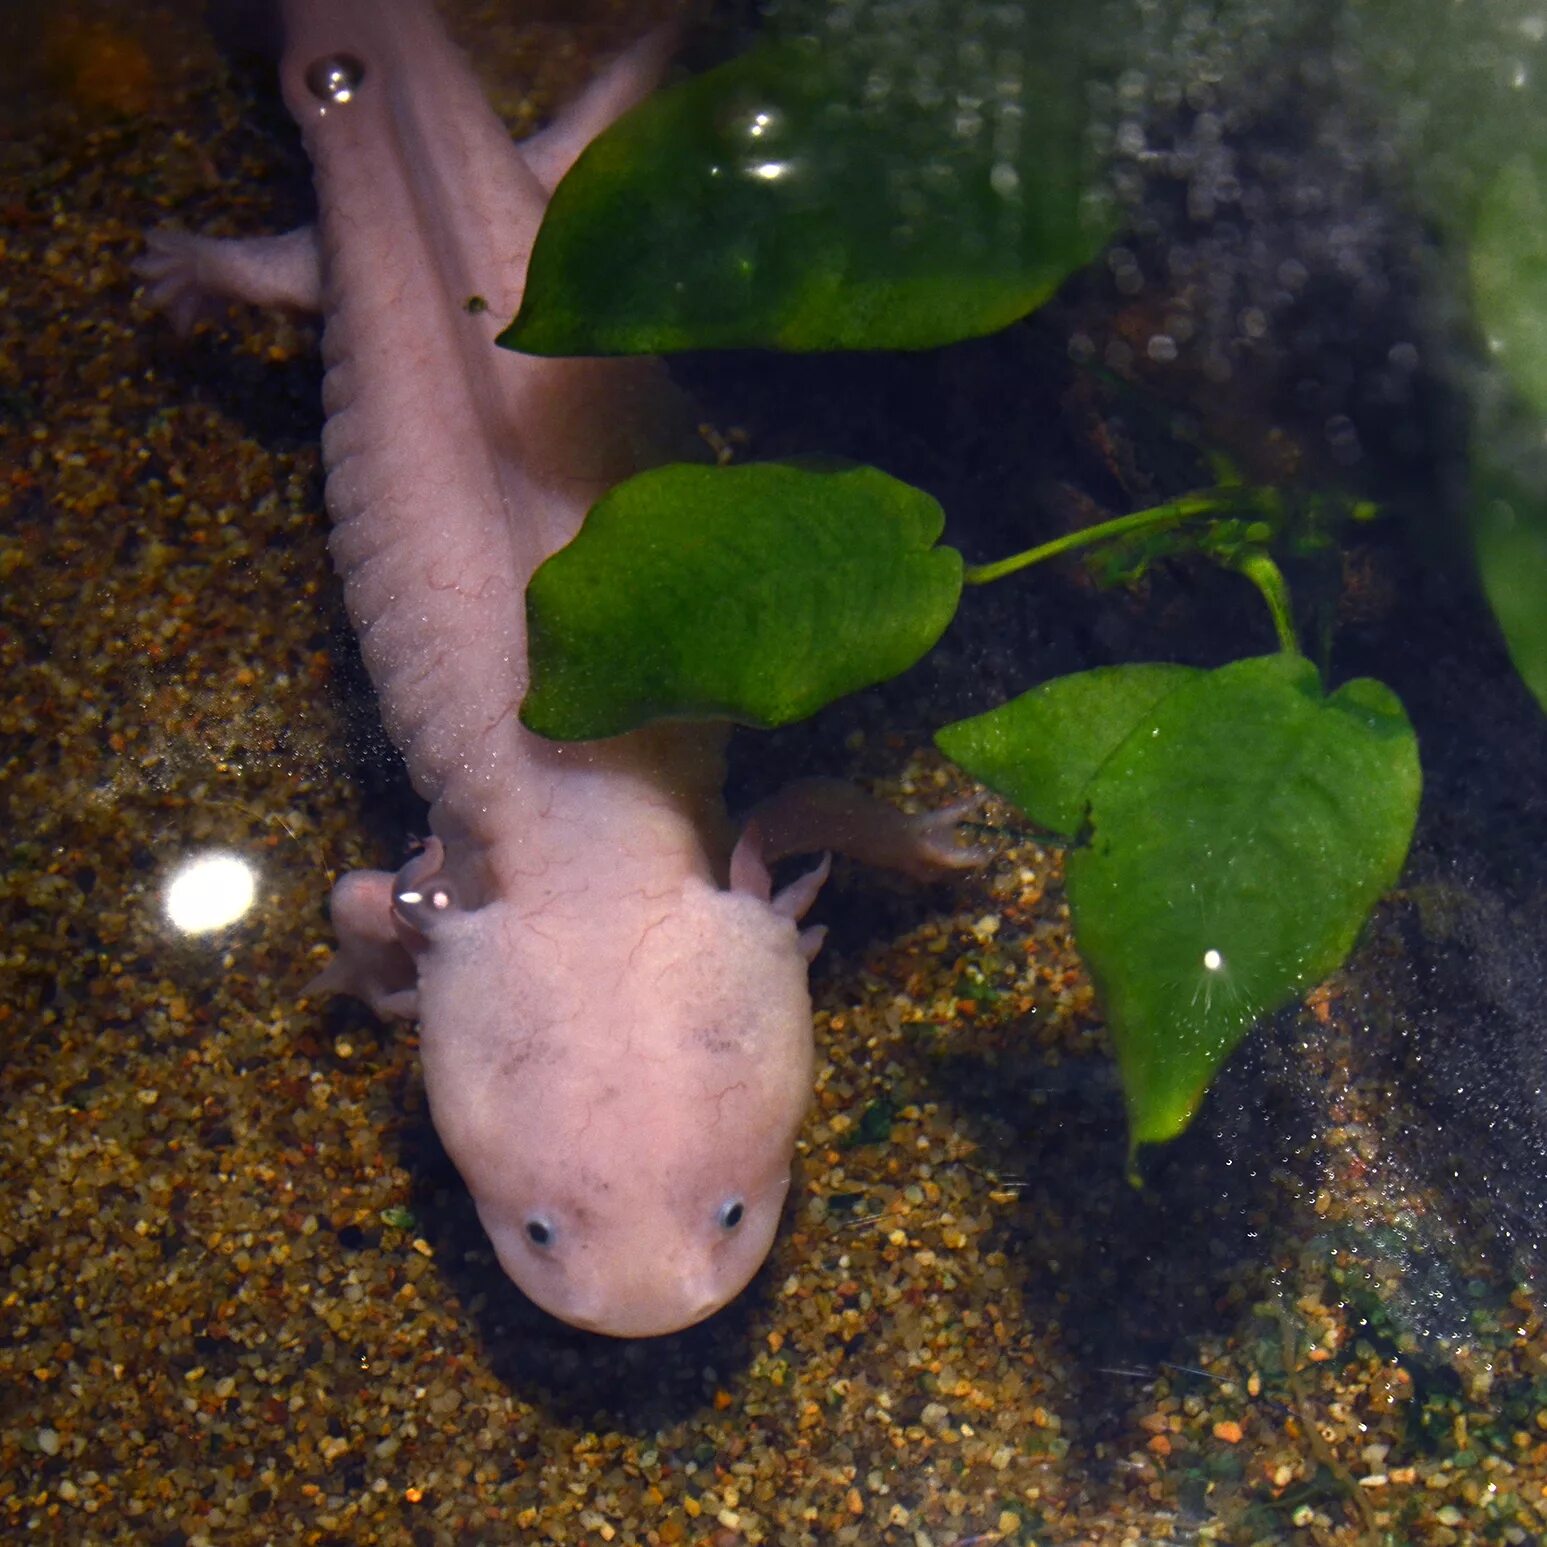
(1337, 0, 1547, 713)
(497, 8, 1547, 1157)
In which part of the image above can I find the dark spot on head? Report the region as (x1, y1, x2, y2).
(496, 1033, 558, 1084)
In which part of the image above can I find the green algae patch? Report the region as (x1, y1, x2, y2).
(520, 459, 962, 739)
(500, 37, 1110, 355)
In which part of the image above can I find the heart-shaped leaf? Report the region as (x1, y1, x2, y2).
(1066, 654, 1419, 1149)
(521, 460, 962, 739)
(935, 663, 1203, 836)
(500, 34, 1111, 355)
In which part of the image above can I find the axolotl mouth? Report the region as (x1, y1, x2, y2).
(478, 1170, 797, 1339)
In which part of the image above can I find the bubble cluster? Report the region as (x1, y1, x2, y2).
(763, 0, 1092, 253)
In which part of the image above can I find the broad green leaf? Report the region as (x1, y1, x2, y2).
(1065, 654, 1419, 1150)
(1472, 153, 1547, 417)
(1347, 10, 1547, 713)
(520, 460, 962, 739)
(935, 663, 1202, 836)
(500, 35, 1111, 355)
(1471, 442, 1547, 715)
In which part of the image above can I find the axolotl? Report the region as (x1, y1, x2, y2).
(139, 0, 973, 1337)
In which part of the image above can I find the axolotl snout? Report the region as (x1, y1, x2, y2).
(139, 0, 971, 1337)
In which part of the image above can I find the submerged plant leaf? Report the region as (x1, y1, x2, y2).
(1471, 441, 1547, 715)
(1064, 654, 1419, 1149)
(1469, 153, 1547, 714)
(521, 460, 962, 739)
(935, 663, 1203, 836)
(1472, 153, 1547, 418)
(501, 34, 1110, 355)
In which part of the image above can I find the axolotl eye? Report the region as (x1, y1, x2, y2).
(525, 1216, 554, 1248)
(718, 1199, 745, 1231)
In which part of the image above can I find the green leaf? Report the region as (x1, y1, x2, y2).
(1459, 138, 1547, 714)
(1064, 654, 1419, 1149)
(935, 663, 1203, 836)
(1471, 441, 1547, 715)
(520, 460, 962, 739)
(1472, 153, 1547, 417)
(500, 34, 1111, 355)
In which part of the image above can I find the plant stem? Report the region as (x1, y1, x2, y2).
(1234, 550, 1301, 655)
(961, 487, 1301, 654)
(961, 494, 1227, 586)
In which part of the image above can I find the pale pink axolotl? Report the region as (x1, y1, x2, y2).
(137, 0, 977, 1337)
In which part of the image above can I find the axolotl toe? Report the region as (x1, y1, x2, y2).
(139, 0, 978, 1337)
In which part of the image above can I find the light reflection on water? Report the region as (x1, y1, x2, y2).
(162, 850, 258, 934)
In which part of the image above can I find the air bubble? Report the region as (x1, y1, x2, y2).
(989, 161, 1020, 197)
(305, 53, 365, 105)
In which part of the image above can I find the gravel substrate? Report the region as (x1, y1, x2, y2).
(5, 5, 1547, 1545)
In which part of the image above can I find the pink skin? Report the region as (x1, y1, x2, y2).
(138, 0, 980, 1338)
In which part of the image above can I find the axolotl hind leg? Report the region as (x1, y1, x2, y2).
(739, 777, 994, 886)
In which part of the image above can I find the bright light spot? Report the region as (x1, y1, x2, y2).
(164, 852, 257, 934)
(1202, 948, 1224, 972)
(748, 111, 774, 139)
(748, 160, 791, 182)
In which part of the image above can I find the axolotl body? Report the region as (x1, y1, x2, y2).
(140, 0, 970, 1338)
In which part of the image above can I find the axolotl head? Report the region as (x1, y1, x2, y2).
(383, 844, 826, 1338)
